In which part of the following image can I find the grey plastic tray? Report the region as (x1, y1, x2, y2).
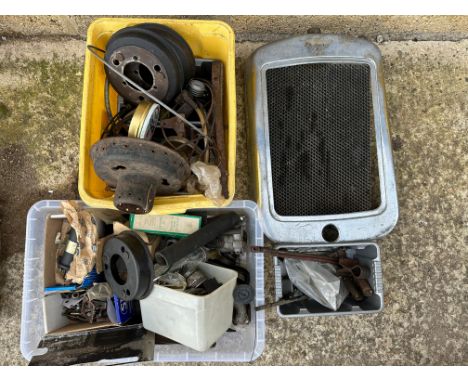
(274, 242, 383, 317)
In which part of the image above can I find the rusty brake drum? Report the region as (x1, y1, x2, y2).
(91, 137, 191, 214)
(104, 23, 195, 104)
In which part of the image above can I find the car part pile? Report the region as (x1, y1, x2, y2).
(63, 294, 108, 324)
(153, 211, 240, 274)
(47, 201, 253, 351)
(253, 246, 374, 312)
(88, 23, 229, 214)
(22, 21, 400, 364)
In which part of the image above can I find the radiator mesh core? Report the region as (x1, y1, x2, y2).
(266, 63, 375, 216)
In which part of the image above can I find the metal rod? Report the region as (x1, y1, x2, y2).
(86, 45, 207, 138)
(211, 61, 229, 198)
(251, 246, 340, 265)
(50, 214, 66, 219)
(255, 295, 308, 311)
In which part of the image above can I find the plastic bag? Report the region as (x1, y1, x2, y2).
(154, 273, 187, 290)
(86, 282, 113, 301)
(190, 161, 224, 206)
(285, 258, 348, 311)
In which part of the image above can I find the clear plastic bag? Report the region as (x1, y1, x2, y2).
(86, 282, 113, 301)
(154, 273, 187, 290)
(285, 258, 348, 311)
(190, 161, 224, 206)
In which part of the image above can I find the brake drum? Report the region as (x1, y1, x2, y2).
(104, 23, 195, 104)
(91, 137, 191, 214)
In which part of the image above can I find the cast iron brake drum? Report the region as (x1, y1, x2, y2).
(90, 137, 191, 214)
(104, 23, 195, 104)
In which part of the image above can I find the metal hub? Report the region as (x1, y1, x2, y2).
(103, 231, 154, 301)
(108, 45, 170, 104)
(90, 137, 191, 214)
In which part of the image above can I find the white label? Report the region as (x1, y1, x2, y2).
(65, 240, 78, 255)
(132, 215, 201, 236)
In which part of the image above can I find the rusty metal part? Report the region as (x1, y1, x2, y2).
(64, 295, 108, 323)
(89, 45, 205, 138)
(341, 276, 364, 302)
(180, 89, 200, 112)
(101, 104, 136, 139)
(355, 278, 374, 297)
(90, 137, 190, 214)
(255, 295, 308, 312)
(160, 91, 211, 163)
(174, 92, 195, 116)
(337, 257, 360, 268)
(104, 23, 194, 104)
(160, 116, 186, 136)
(128, 101, 160, 140)
(107, 45, 171, 104)
(251, 246, 340, 265)
(336, 263, 373, 299)
(180, 90, 209, 162)
(164, 136, 204, 161)
(211, 61, 229, 198)
(336, 260, 370, 280)
(352, 265, 369, 280)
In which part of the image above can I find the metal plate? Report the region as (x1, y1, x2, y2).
(29, 324, 154, 366)
(245, 35, 399, 243)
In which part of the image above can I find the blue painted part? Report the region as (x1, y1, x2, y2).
(113, 296, 135, 324)
(44, 285, 77, 293)
(44, 267, 104, 293)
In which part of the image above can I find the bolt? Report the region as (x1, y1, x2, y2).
(233, 303, 249, 326)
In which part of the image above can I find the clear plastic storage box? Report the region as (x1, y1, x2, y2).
(21, 200, 265, 363)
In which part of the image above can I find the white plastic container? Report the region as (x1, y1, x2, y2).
(141, 263, 238, 352)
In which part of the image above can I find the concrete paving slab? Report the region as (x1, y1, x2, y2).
(0, 15, 467, 41)
(0, 16, 466, 365)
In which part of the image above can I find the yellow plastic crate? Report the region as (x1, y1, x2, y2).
(79, 18, 236, 214)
